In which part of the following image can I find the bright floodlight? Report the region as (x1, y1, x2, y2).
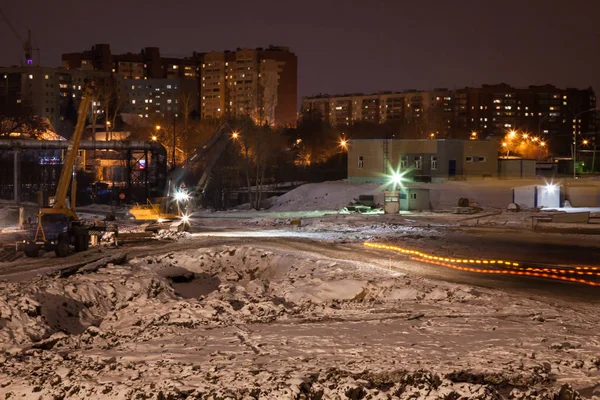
(174, 190, 190, 202)
(508, 130, 517, 138)
(340, 139, 347, 147)
(151, 135, 157, 141)
(232, 131, 239, 139)
(181, 214, 190, 223)
(390, 173, 403, 184)
(545, 183, 557, 193)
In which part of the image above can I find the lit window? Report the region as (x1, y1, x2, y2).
(44, 75, 49, 80)
(28, 74, 33, 79)
(400, 156, 408, 169)
(131, 100, 136, 104)
(414, 156, 422, 170)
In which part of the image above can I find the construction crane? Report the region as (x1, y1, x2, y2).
(23, 83, 115, 257)
(0, 7, 34, 65)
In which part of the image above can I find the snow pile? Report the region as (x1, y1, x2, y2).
(266, 179, 600, 212)
(269, 181, 382, 211)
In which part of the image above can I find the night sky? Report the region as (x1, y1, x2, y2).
(1, 0, 599, 103)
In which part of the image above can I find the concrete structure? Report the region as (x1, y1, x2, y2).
(565, 186, 600, 207)
(400, 188, 431, 211)
(347, 139, 499, 183)
(498, 159, 536, 178)
(0, 66, 111, 135)
(301, 89, 454, 135)
(63, 44, 298, 127)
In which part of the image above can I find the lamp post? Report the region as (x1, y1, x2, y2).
(571, 107, 599, 178)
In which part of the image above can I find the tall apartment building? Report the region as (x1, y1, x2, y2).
(62, 44, 298, 127)
(0, 66, 111, 135)
(455, 84, 596, 155)
(301, 89, 454, 135)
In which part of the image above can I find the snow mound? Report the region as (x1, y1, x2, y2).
(269, 180, 382, 211)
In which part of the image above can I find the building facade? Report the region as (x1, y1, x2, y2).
(454, 84, 596, 156)
(0, 66, 111, 135)
(347, 138, 499, 183)
(304, 84, 595, 157)
(63, 44, 297, 127)
(301, 89, 454, 136)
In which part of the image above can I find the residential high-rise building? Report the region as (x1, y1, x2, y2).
(0, 66, 111, 135)
(63, 44, 298, 127)
(301, 89, 454, 136)
(455, 84, 596, 155)
(303, 84, 595, 156)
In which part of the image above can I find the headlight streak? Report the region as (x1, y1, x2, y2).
(363, 242, 599, 287)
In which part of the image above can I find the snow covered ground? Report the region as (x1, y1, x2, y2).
(1, 245, 599, 399)
(1, 178, 600, 399)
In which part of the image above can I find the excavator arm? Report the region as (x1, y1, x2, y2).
(167, 122, 232, 196)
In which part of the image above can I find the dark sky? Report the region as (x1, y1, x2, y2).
(1, 0, 599, 103)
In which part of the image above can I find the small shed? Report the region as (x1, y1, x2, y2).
(512, 184, 562, 209)
(400, 188, 431, 211)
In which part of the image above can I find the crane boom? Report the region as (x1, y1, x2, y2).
(0, 8, 33, 64)
(53, 84, 94, 215)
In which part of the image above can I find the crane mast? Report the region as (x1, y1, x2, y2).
(49, 84, 94, 218)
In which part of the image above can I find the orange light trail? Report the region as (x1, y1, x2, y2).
(363, 242, 599, 287)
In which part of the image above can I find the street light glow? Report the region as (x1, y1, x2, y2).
(540, 141, 546, 147)
(155, 125, 161, 131)
(508, 130, 517, 138)
(151, 135, 157, 141)
(232, 131, 239, 139)
(502, 142, 508, 147)
(340, 139, 347, 148)
(174, 190, 190, 202)
(583, 139, 589, 145)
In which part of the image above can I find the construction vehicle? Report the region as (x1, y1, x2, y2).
(129, 122, 233, 230)
(23, 83, 115, 257)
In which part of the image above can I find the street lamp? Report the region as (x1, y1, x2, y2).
(572, 107, 599, 178)
(151, 135, 157, 142)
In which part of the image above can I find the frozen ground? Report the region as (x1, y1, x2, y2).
(1, 245, 599, 399)
(1, 179, 600, 399)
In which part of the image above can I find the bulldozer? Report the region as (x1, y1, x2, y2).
(23, 83, 117, 257)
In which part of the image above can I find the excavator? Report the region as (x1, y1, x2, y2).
(129, 122, 234, 230)
(23, 83, 115, 257)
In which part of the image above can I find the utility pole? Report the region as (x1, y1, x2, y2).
(172, 113, 176, 169)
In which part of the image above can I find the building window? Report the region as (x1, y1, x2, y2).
(410, 193, 417, 200)
(431, 156, 438, 170)
(414, 156, 422, 170)
(358, 156, 364, 169)
(477, 156, 486, 162)
(466, 156, 473, 162)
(400, 156, 408, 169)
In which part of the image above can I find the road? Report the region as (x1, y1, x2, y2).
(1, 222, 599, 303)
